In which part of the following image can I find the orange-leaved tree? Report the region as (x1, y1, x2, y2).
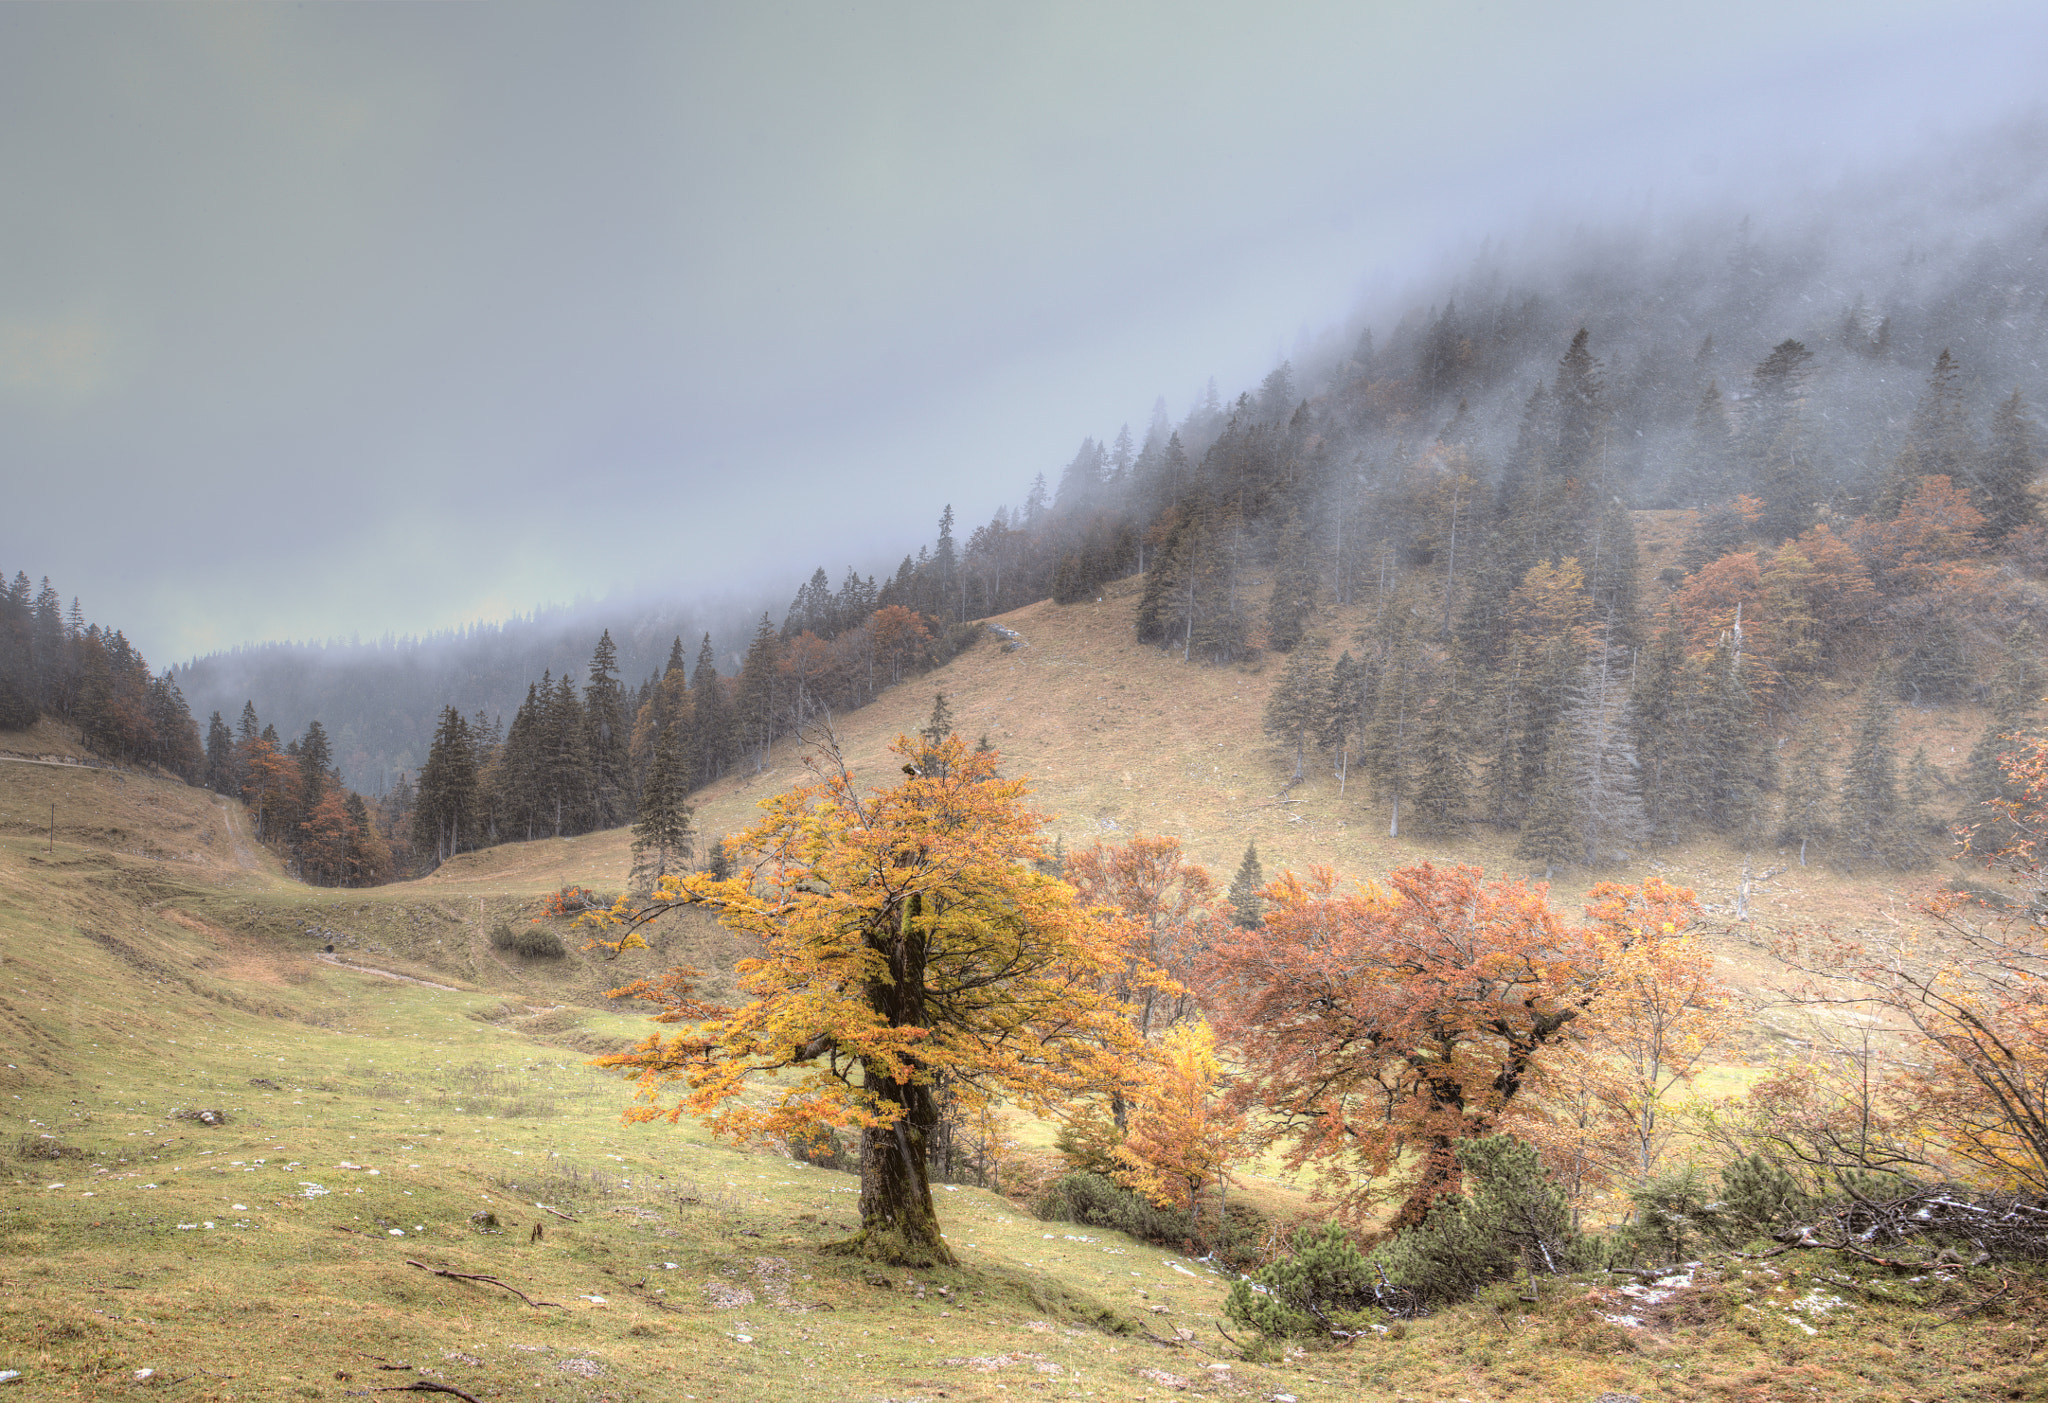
(1204, 860, 1596, 1230)
(587, 731, 1140, 1265)
(1112, 1019, 1245, 1224)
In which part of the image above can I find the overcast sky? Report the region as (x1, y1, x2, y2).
(4, 2, 2045, 665)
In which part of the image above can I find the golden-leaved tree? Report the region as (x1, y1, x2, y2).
(1533, 878, 1735, 1207)
(589, 732, 1140, 1265)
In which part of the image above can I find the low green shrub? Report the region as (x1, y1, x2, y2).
(1224, 1220, 1382, 1339)
(1228, 1134, 1595, 1340)
(491, 922, 566, 959)
(1036, 1171, 1196, 1244)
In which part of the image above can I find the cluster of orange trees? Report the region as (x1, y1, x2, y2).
(587, 727, 2048, 1265)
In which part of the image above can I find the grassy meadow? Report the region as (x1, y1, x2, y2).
(2, 582, 2041, 1402)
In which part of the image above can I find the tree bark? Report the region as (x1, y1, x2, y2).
(832, 890, 956, 1267)
(838, 1076, 954, 1266)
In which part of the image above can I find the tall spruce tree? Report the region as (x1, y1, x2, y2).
(1777, 720, 1835, 867)
(630, 724, 694, 894)
(541, 671, 592, 837)
(1407, 701, 1470, 837)
(1840, 675, 1915, 868)
(1981, 389, 2044, 543)
(1266, 511, 1318, 652)
(735, 613, 781, 773)
(204, 711, 236, 796)
(1263, 646, 1328, 781)
(412, 707, 477, 865)
(691, 634, 732, 785)
(1630, 604, 1691, 847)
(1687, 636, 1767, 838)
(585, 630, 632, 829)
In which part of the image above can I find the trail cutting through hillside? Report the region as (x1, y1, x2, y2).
(313, 952, 464, 992)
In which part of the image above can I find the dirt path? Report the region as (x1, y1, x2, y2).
(313, 953, 465, 992)
(213, 796, 263, 871)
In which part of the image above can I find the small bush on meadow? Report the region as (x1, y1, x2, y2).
(491, 922, 567, 959)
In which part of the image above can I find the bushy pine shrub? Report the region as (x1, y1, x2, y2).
(491, 922, 566, 959)
(1036, 1171, 1195, 1244)
(1373, 1135, 1591, 1308)
(1223, 1220, 1381, 1339)
(1229, 1135, 1592, 1339)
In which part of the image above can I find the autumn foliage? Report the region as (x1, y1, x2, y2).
(588, 732, 1139, 1265)
(1204, 861, 1598, 1229)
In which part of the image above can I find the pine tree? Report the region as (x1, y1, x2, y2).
(1407, 702, 1470, 838)
(1227, 843, 1264, 930)
(1777, 721, 1835, 867)
(1631, 604, 1690, 847)
(1569, 653, 1645, 864)
(541, 671, 592, 837)
(1360, 622, 1420, 836)
(296, 719, 333, 835)
(1840, 676, 1914, 868)
(1553, 328, 1609, 485)
(1887, 349, 1975, 515)
(585, 630, 632, 829)
(735, 613, 781, 773)
(1266, 511, 1318, 652)
(1262, 646, 1328, 782)
(629, 723, 694, 894)
(1517, 725, 1583, 878)
(1745, 339, 1817, 541)
(1980, 388, 2044, 544)
(1904, 746, 1947, 841)
(204, 710, 237, 796)
(412, 707, 477, 865)
(1688, 636, 1767, 839)
(691, 634, 732, 785)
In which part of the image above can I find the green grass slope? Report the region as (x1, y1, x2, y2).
(2, 597, 2038, 1401)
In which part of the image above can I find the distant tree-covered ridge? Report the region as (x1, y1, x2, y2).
(178, 192, 2048, 883)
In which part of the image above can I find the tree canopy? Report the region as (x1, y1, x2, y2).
(591, 731, 1140, 1264)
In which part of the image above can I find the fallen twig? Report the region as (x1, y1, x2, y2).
(403, 1260, 559, 1308)
(533, 1202, 579, 1222)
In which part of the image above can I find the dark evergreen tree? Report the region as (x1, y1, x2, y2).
(1777, 721, 1835, 867)
(1982, 389, 2044, 543)
(204, 710, 237, 796)
(1516, 725, 1584, 880)
(1227, 842, 1264, 930)
(1360, 622, 1420, 836)
(629, 723, 694, 894)
(1407, 702, 1470, 838)
(296, 719, 333, 828)
(412, 706, 477, 865)
(1687, 637, 1767, 839)
(691, 634, 733, 785)
(735, 613, 781, 773)
(541, 670, 592, 836)
(1553, 328, 1608, 484)
(1630, 605, 1690, 847)
(1840, 676, 1915, 868)
(1586, 498, 1642, 651)
(1263, 646, 1328, 782)
(1681, 381, 1736, 506)
(1265, 511, 1318, 652)
(1744, 339, 1817, 541)
(584, 630, 632, 829)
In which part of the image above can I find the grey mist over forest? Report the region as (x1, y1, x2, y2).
(3, 3, 2045, 677)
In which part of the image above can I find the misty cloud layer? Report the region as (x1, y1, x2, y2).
(3, 3, 2045, 664)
